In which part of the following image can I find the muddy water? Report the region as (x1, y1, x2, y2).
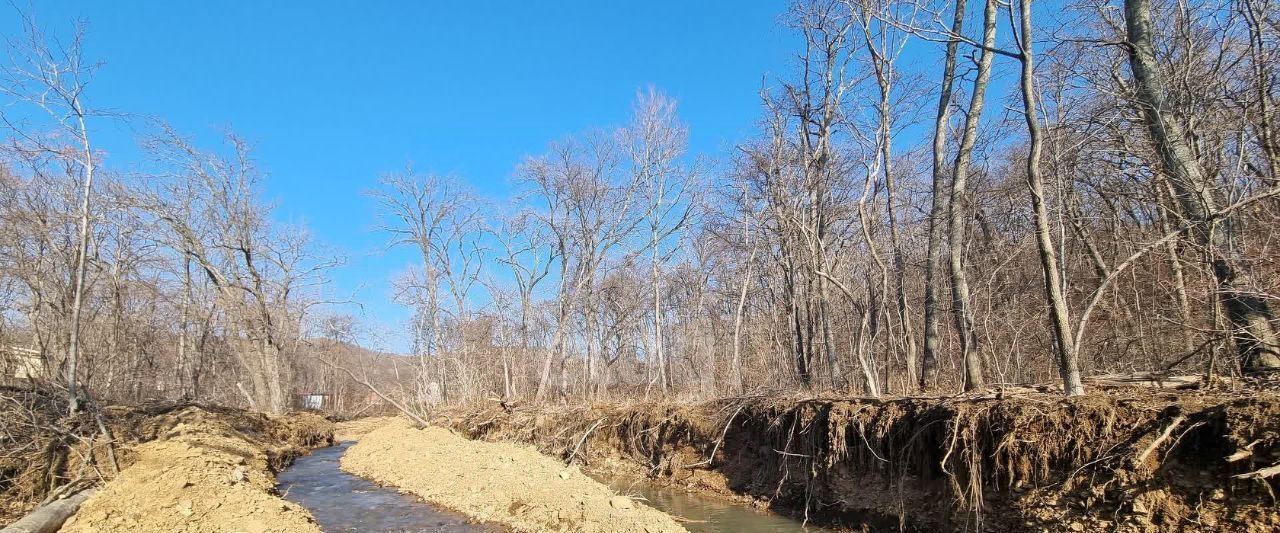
(277, 442, 496, 532)
(595, 473, 835, 533)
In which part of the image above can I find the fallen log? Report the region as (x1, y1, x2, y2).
(1, 487, 97, 533)
(1085, 373, 1214, 390)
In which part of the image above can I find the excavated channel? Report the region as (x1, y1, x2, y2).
(594, 474, 835, 533)
(277, 442, 497, 532)
(280, 441, 828, 532)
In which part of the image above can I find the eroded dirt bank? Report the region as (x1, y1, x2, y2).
(436, 389, 1280, 532)
(14, 403, 334, 532)
(1, 386, 334, 528)
(341, 418, 688, 533)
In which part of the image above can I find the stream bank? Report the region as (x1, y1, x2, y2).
(340, 418, 688, 533)
(278, 442, 496, 532)
(437, 389, 1280, 532)
(57, 406, 333, 533)
(592, 471, 833, 533)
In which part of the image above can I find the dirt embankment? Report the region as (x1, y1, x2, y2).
(59, 405, 333, 532)
(0, 386, 334, 532)
(341, 418, 687, 533)
(1, 384, 330, 527)
(437, 389, 1280, 532)
(333, 416, 396, 442)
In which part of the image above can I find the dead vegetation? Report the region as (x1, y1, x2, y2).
(436, 388, 1280, 532)
(0, 384, 334, 527)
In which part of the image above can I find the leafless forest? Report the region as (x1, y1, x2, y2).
(3, 0, 1280, 418)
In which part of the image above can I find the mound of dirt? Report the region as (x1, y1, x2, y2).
(341, 418, 687, 533)
(0, 383, 338, 528)
(333, 416, 396, 442)
(58, 406, 325, 533)
(271, 412, 336, 450)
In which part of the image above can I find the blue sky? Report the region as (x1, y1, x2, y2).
(10, 1, 797, 350)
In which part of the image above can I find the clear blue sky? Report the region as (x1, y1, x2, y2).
(13, 1, 796, 350)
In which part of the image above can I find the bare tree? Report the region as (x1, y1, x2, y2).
(1013, 0, 1083, 395)
(1123, 0, 1280, 370)
(137, 129, 334, 414)
(920, 0, 966, 390)
(374, 172, 486, 404)
(1, 12, 101, 412)
(489, 211, 555, 400)
(945, 0, 999, 391)
(623, 88, 697, 394)
(521, 126, 646, 400)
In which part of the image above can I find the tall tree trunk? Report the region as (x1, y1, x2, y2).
(880, 75, 917, 392)
(731, 198, 756, 395)
(653, 226, 668, 394)
(784, 260, 811, 387)
(818, 275, 843, 389)
(430, 289, 449, 404)
(1017, 0, 1084, 396)
(922, 0, 967, 390)
(177, 252, 192, 398)
(1124, 0, 1280, 369)
(948, 0, 998, 391)
(536, 251, 575, 402)
(65, 107, 95, 413)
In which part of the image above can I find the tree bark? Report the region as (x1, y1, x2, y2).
(65, 106, 95, 413)
(1124, 0, 1280, 370)
(921, 0, 967, 390)
(1, 488, 97, 533)
(1017, 0, 1084, 396)
(948, 0, 998, 391)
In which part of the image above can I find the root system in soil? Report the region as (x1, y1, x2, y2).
(436, 389, 1280, 532)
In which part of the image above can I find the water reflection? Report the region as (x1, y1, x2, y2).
(595, 473, 834, 533)
(277, 442, 497, 532)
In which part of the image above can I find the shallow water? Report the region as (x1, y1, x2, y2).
(595, 473, 835, 533)
(277, 442, 496, 532)
(279, 442, 829, 532)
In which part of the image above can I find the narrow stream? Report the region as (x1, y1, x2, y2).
(278, 443, 829, 532)
(277, 442, 496, 532)
(594, 474, 835, 533)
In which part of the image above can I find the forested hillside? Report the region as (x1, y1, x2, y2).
(5, 0, 1278, 413)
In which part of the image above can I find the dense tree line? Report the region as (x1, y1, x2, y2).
(2, 0, 1278, 415)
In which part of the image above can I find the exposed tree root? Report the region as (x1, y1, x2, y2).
(434, 389, 1280, 531)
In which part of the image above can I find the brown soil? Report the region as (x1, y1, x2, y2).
(341, 417, 688, 533)
(0, 384, 335, 527)
(58, 405, 332, 533)
(0, 384, 334, 530)
(437, 389, 1280, 532)
(333, 416, 397, 441)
